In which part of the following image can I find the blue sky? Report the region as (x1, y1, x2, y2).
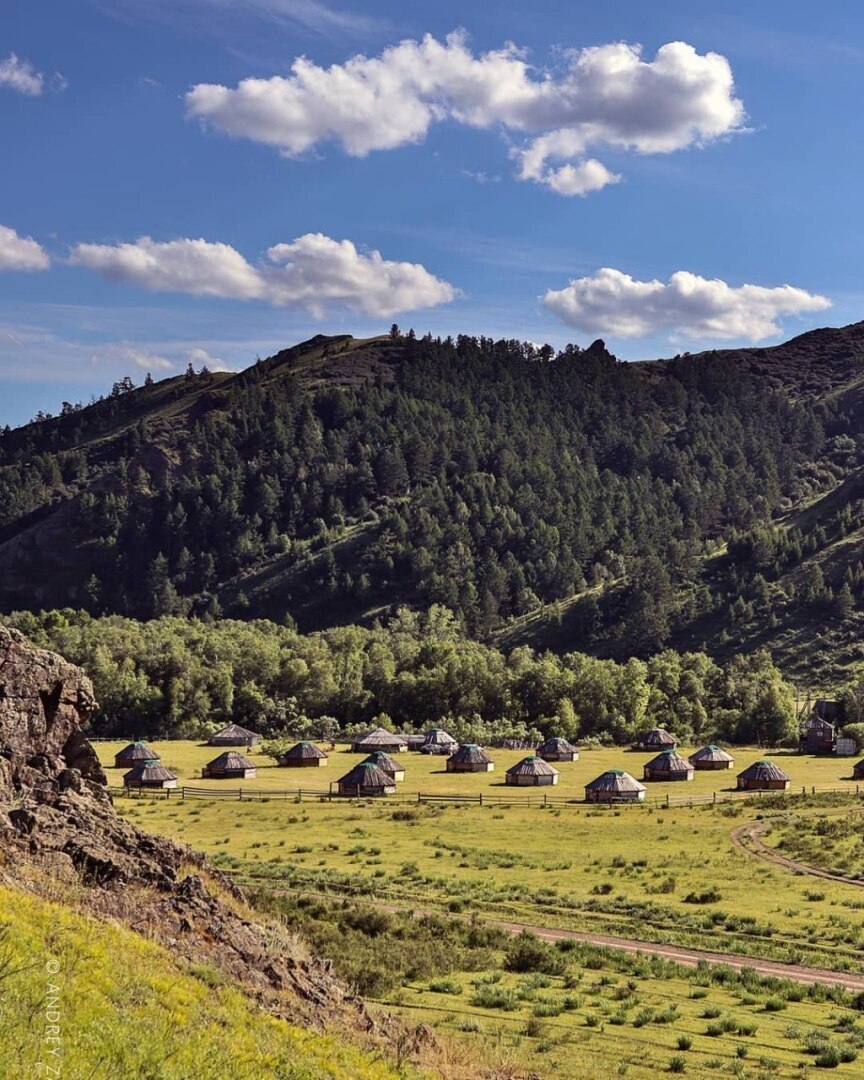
(1, 0, 862, 425)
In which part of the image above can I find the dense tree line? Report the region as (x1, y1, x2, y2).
(0, 333, 848, 653)
(6, 607, 798, 747)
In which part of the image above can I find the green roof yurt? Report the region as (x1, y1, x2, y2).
(585, 769, 646, 803)
(505, 756, 559, 787)
(446, 744, 494, 773)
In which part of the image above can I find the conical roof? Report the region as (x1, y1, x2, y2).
(362, 751, 403, 771)
(423, 727, 458, 746)
(123, 763, 177, 783)
(639, 727, 676, 747)
(585, 769, 646, 793)
(283, 741, 327, 760)
(338, 761, 395, 788)
(448, 743, 494, 765)
(689, 744, 734, 763)
(210, 723, 258, 741)
(354, 726, 402, 748)
(538, 737, 578, 754)
(737, 759, 791, 782)
(506, 755, 558, 777)
(115, 740, 159, 763)
(205, 750, 255, 771)
(645, 750, 693, 773)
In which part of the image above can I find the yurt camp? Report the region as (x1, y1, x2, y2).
(208, 723, 260, 749)
(585, 770, 646, 803)
(279, 741, 328, 768)
(114, 740, 159, 769)
(643, 749, 694, 782)
(736, 760, 791, 791)
(362, 750, 405, 782)
(505, 756, 559, 787)
(420, 727, 459, 754)
(201, 751, 256, 780)
(350, 727, 409, 754)
(123, 763, 178, 790)
(633, 727, 676, 751)
(336, 761, 397, 797)
(689, 744, 735, 770)
(446, 744, 494, 773)
(537, 737, 579, 762)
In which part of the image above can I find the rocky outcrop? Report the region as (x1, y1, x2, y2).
(0, 626, 371, 1030)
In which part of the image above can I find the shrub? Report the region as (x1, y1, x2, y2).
(676, 1036, 692, 1051)
(683, 888, 723, 904)
(427, 978, 462, 995)
(504, 931, 566, 975)
(470, 985, 519, 1011)
(668, 1055, 686, 1073)
(814, 1044, 842, 1068)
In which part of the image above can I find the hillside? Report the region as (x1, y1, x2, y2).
(4, 323, 864, 681)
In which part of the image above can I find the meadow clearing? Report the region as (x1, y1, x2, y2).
(101, 741, 864, 1077)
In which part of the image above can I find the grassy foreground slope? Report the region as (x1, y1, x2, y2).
(0, 882, 407, 1080)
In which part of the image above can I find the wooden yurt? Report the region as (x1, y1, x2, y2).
(643, 749, 695, 782)
(208, 723, 260, 749)
(279, 741, 328, 768)
(633, 727, 676, 751)
(350, 726, 409, 754)
(852, 758, 864, 780)
(362, 750, 406, 782)
(420, 727, 459, 755)
(123, 763, 178, 790)
(689, 744, 734, 770)
(585, 770, 646, 803)
(537, 737, 579, 763)
(505, 756, 559, 787)
(336, 761, 396, 797)
(736, 759, 791, 791)
(446, 744, 494, 773)
(201, 750, 257, 780)
(114, 740, 159, 769)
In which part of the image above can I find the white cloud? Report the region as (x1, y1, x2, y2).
(185, 345, 233, 371)
(186, 32, 745, 194)
(95, 344, 175, 371)
(0, 225, 50, 271)
(542, 267, 832, 342)
(70, 232, 456, 317)
(0, 53, 44, 96)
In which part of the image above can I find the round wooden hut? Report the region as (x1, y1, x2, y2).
(505, 756, 559, 787)
(643, 749, 695, 782)
(350, 726, 409, 754)
(420, 727, 459, 755)
(852, 758, 864, 780)
(633, 727, 676, 752)
(689, 744, 734, 770)
(446, 744, 494, 773)
(201, 750, 257, 780)
(736, 759, 791, 791)
(208, 723, 261, 749)
(585, 769, 646, 803)
(114, 740, 159, 769)
(279, 741, 328, 768)
(362, 750, 405, 782)
(537, 737, 579, 763)
(123, 763, 178, 790)
(336, 761, 396, 797)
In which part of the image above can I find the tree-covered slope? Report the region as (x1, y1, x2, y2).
(4, 323, 864, 675)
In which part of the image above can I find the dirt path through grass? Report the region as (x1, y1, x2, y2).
(730, 819, 864, 888)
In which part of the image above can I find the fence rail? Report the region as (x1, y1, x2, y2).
(107, 781, 864, 808)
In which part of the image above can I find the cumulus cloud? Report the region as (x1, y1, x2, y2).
(542, 268, 832, 342)
(0, 225, 51, 271)
(70, 232, 456, 317)
(185, 345, 234, 371)
(0, 53, 66, 96)
(185, 32, 745, 194)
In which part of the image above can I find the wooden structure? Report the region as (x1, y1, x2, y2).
(114, 740, 159, 769)
(798, 700, 839, 754)
(853, 758, 864, 780)
(643, 749, 694, 782)
(736, 759, 791, 791)
(446, 744, 494, 773)
(208, 723, 261, 749)
(633, 727, 676, 752)
(689, 744, 734, 770)
(350, 726, 409, 754)
(420, 727, 459, 755)
(585, 769, 646, 803)
(537, 737, 579, 763)
(505, 756, 559, 787)
(362, 750, 405, 782)
(201, 750, 257, 780)
(336, 761, 396, 797)
(123, 763, 178, 790)
(279, 741, 328, 767)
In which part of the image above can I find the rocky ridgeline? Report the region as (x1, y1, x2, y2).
(0, 625, 365, 1028)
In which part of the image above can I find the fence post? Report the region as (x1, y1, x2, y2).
(543, 793, 547, 807)
(712, 791, 716, 804)
(239, 788, 243, 801)
(665, 793, 669, 808)
(479, 793, 483, 806)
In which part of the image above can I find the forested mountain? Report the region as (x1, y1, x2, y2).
(4, 323, 864, 682)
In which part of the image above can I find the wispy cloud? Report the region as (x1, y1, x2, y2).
(0, 53, 67, 96)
